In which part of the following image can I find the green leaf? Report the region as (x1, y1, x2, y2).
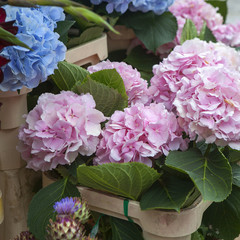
(140, 175, 196, 212)
(206, 0, 228, 22)
(227, 148, 240, 163)
(55, 20, 75, 45)
(110, 217, 144, 240)
(191, 231, 204, 240)
(77, 162, 161, 200)
(28, 178, 80, 240)
(124, 46, 160, 73)
(180, 19, 198, 44)
(66, 26, 104, 48)
(51, 61, 88, 91)
(0, 26, 30, 49)
(166, 148, 232, 202)
(203, 26, 217, 43)
(232, 163, 240, 187)
(203, 185, 240, 240)
(119, 12, 177, 52)
(72, 69, 128, 116)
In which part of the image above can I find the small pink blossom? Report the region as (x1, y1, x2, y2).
(94, 103, 188, 166)
(87, 60, 150, 106)
(174, 66, 240, 149)
(17, 91, 106, 171)
(149, 38, 240, 110)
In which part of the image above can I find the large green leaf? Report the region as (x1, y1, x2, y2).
(180, 19, 198, 44)
(203, 186, 240, 240)
(28, 178, 80, 240)
(66, 26, 104, 49)
(165, 148, 232, 202)
(232, 163, 240, 187)
(206, 0, 228, 22)
(0, 26, 30, 49)
(199, 22, 217, 43)
(77, 163, 160, 200)
(51, 61, 89, 91)
(124, 46, 160, 73)
(55, 20, 75, 45)
(119, 12, 177, 52)
(110, 217, 144, 240)
(140, 175, 196, 212)
(72, 69, 128, 116)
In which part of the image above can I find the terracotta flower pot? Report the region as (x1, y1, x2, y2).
(65, 33, 108, 67)
(42, 173, 211, 240)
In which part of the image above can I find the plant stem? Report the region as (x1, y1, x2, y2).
(204, 144, 212, 157)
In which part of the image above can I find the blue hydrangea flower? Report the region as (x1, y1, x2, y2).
(90, 0, 175, 14)
(53, 197, 81, 215)
(0, 6, 66, 91)
(130, 0, 175, 15)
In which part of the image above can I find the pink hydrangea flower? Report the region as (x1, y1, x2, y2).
(94, 103, 188, 166)
(174, 66, 240, 149)
(169, 0, 223, 44)
(17, 91, 106, 171)
(213, 22, 240, 48)
(87, 60, 150, 106)
(149, 38, 240, 110)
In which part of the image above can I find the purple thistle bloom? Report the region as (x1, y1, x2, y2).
(53, 197, 81, 216)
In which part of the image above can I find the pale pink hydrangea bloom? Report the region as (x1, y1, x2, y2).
(213, 22, 240, 48)
(94, 103, 188, 166)
(149, 38, 240, 110)
(174, 66, 240, 149)
(169, 0, 223, 44)
(17, 91, 106, 171)
(87, 60, 150, 106)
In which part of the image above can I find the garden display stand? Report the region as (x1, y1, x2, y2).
(65, 33, 108, 67)
(0, 88, 41, 240)
(42, 174, 211, 240)
(107, 25, 136, 53)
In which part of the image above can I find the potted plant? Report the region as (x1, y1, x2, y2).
(17, 19, 240, 238)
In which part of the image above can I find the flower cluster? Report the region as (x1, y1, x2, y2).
(169, 0, 240, 48)
(0, 5, 66, 91)
(150, 38, 240, 149)
(47, 197, 96, 240)
(90, 0, 175, 15)
(17, 91, 106, 171)
(94, 103, 188, 166)
(149, 38, 240, 110)
(88, 60, 149, 106)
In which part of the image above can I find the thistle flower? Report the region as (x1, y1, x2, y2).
(46, 216, 86, 240)
(54, 197, 90, 223)
(13, 231, 35, 240)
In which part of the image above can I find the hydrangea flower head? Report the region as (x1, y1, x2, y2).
(174, 66, 240, 149)
(169, 0, 223, 44)
(0, 6, 66, 91)
(90, 0, 174, 14)
(213, 22, 240, 48)
(149, 38, 240, 110)
(94, 103, 188, 166)
(88, 60, 150, 106)
(17, 91, 106, 171)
